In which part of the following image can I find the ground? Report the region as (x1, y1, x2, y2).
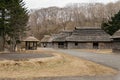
(55, 49, 120, 80)
(0, 48, 117, 79)
(74, 49, 113, 54)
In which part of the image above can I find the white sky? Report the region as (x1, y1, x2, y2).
(24, 0, 119, 9)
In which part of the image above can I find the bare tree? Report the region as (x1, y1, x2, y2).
(28, 1, 120, 39)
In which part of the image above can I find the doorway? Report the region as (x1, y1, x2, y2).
(58, 42, 67, 49)
(93, 42, 99, 49)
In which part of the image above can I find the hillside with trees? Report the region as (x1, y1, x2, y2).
(28, 1, 120, 39)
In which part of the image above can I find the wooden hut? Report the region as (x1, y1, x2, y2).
(52, 30, 72, 49)
(40, 27, 114, 49)
(23, 36, 39, 50)
(111, 30, 120, 53)
(66, 27, 112, 49)
(41, 31, 72, 48)
(41, 35, 53, 48)
(52, 27, 112, 49)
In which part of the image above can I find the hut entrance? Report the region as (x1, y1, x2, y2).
(93, 42, 99, 49)
(58, 42, 67, 49)
(26, 41, 37, 50)
(43, 43, 47, 48)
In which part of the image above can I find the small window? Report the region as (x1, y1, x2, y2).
(75, 42, 78, 46)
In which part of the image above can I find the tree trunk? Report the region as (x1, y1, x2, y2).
(9, 37, 16, 52)
(0, 36, 4, 51)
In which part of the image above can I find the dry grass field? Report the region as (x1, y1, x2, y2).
(0, 49, 117, 79)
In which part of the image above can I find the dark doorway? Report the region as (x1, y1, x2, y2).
(58, 42, 67, 49)
(58, 42, 64, 48)
(93, 42, 99, 49)
(75, 42, 78, 46)
(25, 41, 38, 50)
(43, 43, 47, 47)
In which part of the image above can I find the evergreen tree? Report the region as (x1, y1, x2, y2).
(0, 0, 28, 51)
(0, 0, 10, 51)
(101, 11, 120, 35)
(8, 0, 28, 51)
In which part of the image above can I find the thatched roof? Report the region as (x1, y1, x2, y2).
(52, 30, 72, 42)
(41, 35, 53, 42)
(66, 28, 111, 42)
(42, 27, 113, 42)
(112, 30, 120, 39)
(52, 27, 111, 42)
(23, 36, 39, 42)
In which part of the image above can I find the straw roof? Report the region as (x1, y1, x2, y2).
(112, 30, 120, 38)
(23, 36, 39, 42)
(66, 28, 111, 42)
(41, 35, 53, 42)
(52, 27, 111, 42)
(52, 30, 72, 42)
(41, 27, 112, 42)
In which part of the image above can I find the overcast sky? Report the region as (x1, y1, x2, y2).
(24, 0, 118, 9)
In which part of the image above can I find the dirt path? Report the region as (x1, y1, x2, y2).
(57, 49, 120, 70)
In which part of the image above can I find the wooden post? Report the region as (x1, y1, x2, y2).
(36, 42, 37, 49)
(25, 42, 27, 50)
(28, 42, 31, 50)
(33, 42, 35, 50)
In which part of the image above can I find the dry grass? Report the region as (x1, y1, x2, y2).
(0, 49, 117, 79)
(74, 49, 113, 54)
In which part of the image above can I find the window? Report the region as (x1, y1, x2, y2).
(75, 42, 78, 46)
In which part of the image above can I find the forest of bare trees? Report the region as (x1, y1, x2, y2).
(28, 1, 120, 39)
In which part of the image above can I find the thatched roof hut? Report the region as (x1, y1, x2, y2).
(40, 27, 114, 49)
(23, 36, 39, 50)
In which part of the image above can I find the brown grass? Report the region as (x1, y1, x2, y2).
(0, 49, 117, 79)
